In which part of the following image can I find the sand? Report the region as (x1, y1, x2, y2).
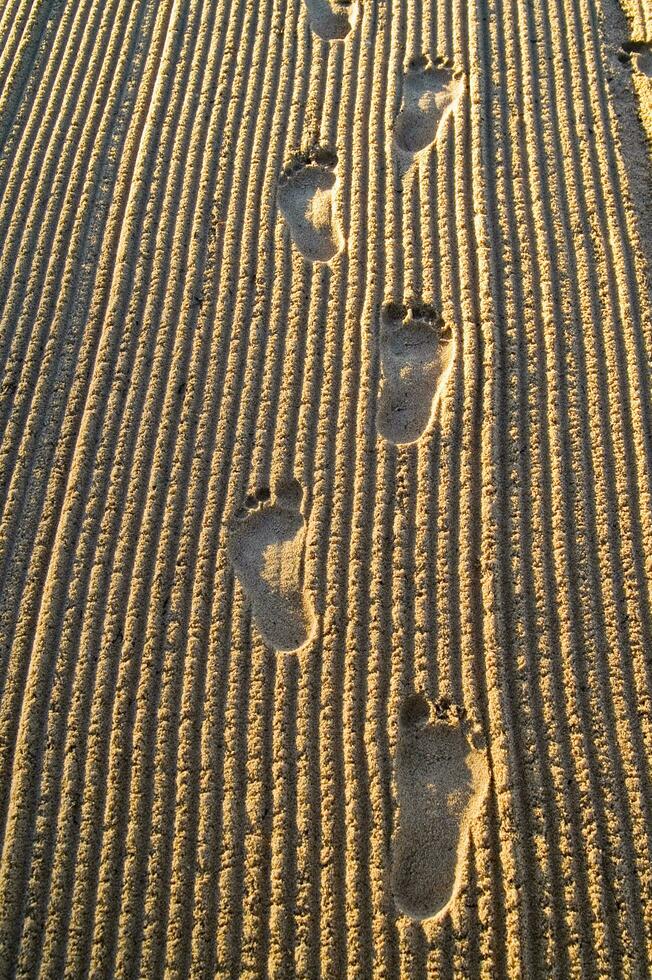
(0, 0, 650, 975)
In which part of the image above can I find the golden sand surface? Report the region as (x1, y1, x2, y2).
(0, 0, 650, 975)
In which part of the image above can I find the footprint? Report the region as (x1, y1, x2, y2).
(277, 148, 343, 262)
(394, 56, 464, 165)
(303, 0, 358, 40)
(621, 40, 652, 76)
(391, 694, 489, 921)
(229, 479, 315, 652)
(376, 302, 455, 445)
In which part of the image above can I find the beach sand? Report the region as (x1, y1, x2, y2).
(0, 0, 650, 974)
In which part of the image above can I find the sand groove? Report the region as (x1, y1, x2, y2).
(0, 0, 651, 974)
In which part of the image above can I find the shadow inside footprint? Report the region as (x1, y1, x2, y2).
(394, 56, 464, 165)
(391, 694, 489, 921)
(622, 40, 652, 76)
(376, 302, 455, 445)
(278, 149, 343, 262)
(303, 0, 358, 40)
(229, 479, 315, 652)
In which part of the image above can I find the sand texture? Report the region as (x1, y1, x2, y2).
(0, 0, 651, 975)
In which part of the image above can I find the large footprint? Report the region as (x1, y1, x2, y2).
(376, 302, 455, 445)
(277, 148, 343, 262)
(303, 0, 358, 40)
(229, 479, 315, 652)
(394, 55, 464, 166)
(391, 694, 489, 921)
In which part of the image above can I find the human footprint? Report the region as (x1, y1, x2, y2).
(394, 55, 464, 168)
(376, 302, 454, 445)
(303, 0, 358, 40)
(621, 40, 652, 75)
(391, 694, 489, 920)
(277, 148, 343, 262)
(229, 479, 315, 652)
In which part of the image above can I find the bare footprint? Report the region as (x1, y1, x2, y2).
(394, 55, 464, 166)
(278, 148, 343, 262)
(391, 694, 489, 921)
(303, 0, 358, 40)
(621, 40, 652, 76)
(376, 302, 455, 445)
(229, 479, 315, 652)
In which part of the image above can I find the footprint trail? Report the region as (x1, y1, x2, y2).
(376, 302, 454, 445)
(229, 479, 315, 652)
(391, 694, 490, 921)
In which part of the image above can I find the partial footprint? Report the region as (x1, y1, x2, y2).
(303, 0, 358, 40)
(376, 302, 455, 445)
(394, 55, 464, 166)
(621, 40, 652, 76)
(391, 694, 489, 921)
(278, 148, 343, 262)
(229, 479, 315, 652)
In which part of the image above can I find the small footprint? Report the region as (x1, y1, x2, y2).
(278, 148, 343, 262)
(303, 0, 358, 40)
(621, 40, 652, 76)
(376, 302, 455, 445)
(229, 479, 315, 652)
(391, 694, 489, 921)
(394, 55, 464, 165)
